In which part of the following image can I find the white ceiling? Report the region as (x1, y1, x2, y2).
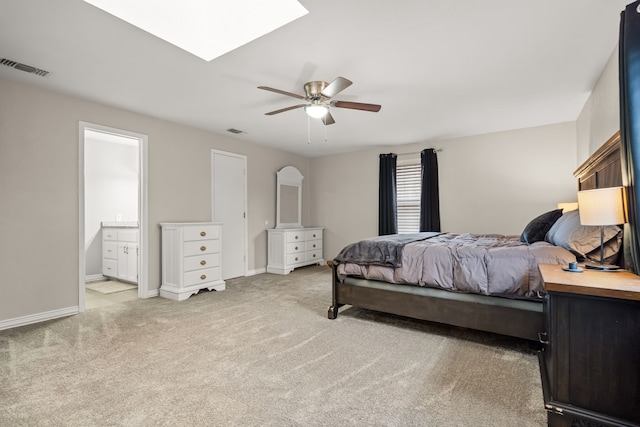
(0, 0, 630, 158)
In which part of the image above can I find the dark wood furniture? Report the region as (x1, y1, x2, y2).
(538, 264, 640, 427)
(574, 131, 622, 191)
(328, 266, 544, 341)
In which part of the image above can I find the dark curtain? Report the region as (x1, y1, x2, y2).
(619, 1, 640, 273)
(419, 149, 441, 232)
(378, 153, 398, 235)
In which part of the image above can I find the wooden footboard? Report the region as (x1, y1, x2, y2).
(328, 262, 544, 341)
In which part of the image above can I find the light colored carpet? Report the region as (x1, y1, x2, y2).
(0, 265, 546, 426)
(86, 279, 137, 294)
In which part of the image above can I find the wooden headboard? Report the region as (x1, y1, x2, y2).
(574, 131, 622, 190)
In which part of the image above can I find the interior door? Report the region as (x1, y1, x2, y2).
(212, 150, 247, 279)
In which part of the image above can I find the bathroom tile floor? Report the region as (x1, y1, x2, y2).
(85, 286, 138, 310)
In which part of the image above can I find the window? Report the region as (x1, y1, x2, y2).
(396, 163, 421, 234)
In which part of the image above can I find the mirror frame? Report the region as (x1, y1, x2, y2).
(276, 166, 303, 229)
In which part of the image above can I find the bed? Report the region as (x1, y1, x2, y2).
(328, 132, 623, 341)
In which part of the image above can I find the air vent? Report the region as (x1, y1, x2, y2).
(0, 58, 50, 77)
(227, 128, 244, 134)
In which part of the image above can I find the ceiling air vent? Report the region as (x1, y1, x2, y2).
(227, 128, 244, 134)
(0, 58, 50, 77)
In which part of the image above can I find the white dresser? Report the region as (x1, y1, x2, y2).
(267, 227, 324, 275)
(102, 224, 139, 284)
(160, 222, 225, 301)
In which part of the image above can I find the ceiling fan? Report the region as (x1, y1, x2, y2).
(258, 76, 381, 125)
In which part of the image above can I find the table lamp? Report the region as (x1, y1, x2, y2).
(577, 186, 626, 270)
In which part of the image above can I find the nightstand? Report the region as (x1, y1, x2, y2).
(538, 264, 640, 427)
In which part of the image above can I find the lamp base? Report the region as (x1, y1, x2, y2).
(584, 263, 621, 271)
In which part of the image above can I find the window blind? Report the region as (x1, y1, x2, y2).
(396, 163, 421, 234)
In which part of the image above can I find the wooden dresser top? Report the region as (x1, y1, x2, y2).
(539, 263, 640, 301)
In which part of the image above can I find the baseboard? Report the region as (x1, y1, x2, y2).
(142, 289, 160, 298)
(0, 306, 79, 331)
(247, 268, 266, 276)
(85, 274, 105, 282)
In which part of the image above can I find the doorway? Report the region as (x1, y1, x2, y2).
(78, 122, 149, 312)
(211, 149, 247, 279)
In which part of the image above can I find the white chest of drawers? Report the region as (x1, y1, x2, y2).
(267, 227, 324, 275)
(160, 222, 225, 301)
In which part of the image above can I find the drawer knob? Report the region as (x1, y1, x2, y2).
(295, 246, 299, 250)
(200, 246, 206, 251)
(200, 260, 206, 265)
(200, 231, 206, 237)
(313, 254, 316, 258)
(313, 244, 316, 248)
(295, 235, 299, 239)
(295, 257, 299, 261)
(313, 234, 316, 238)
(200, 274, 206, 280)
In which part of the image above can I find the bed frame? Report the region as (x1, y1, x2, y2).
(327, 132, 622, 341)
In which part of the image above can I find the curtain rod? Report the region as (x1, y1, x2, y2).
(397, 148, 443, 156)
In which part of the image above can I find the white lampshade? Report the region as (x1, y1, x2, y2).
(577, 186, 626, 226)
(305, 104, 328, 119)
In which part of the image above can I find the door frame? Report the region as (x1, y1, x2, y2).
(211, 149, 248, 277)
(78, 121, 149, 311)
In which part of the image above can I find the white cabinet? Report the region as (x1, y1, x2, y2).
(160, 222, 225, 301)
(118, 242, 138, 283)
(267, 227, 324, 274)
(102, 227, 138, 284)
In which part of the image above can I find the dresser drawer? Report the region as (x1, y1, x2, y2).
(305, 229, 322, 241)
(184, 267, 221, 286)
(103, 241, 117, 260)
(305, 240, 321, 251)
(102, 259, 117, 276)
(286, 253, 305, 265)
(286, 242, 304, 254)
(184, 253, 220, 272)
(117, 230, 138, 242)
(285, 231, 305, 243)
(184, 239, 219, 256)
(306, 250, 322, 262)
(103, 229, 118, 241)
(183, 225, 219, 242)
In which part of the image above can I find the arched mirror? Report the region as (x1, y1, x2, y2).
(276, 166, 303, 229)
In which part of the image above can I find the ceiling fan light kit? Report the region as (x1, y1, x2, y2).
(258, 76, 382, 126)
(304, 104, 328, 118)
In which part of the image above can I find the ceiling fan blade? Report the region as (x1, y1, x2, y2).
(265, 104, 306, 115)
(322, 112, 335, 125)
(321, 77, 352, 98)
(331, 100, 381, 112)
(258, 86, 305, 100)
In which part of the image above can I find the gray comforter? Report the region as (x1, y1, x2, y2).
(333, 232, 441, 267)
(335, 233, 576, 299)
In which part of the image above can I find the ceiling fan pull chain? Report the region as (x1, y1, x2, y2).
(307, 115, 311, 144)
(324, 120, 327, 143)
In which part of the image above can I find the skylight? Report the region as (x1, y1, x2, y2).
(83, 0, 308, 61)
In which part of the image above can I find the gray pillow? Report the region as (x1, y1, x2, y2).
(545, 210, 622, 259)
(520, 209, 564, 244)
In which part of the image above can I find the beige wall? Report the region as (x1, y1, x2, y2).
(576, 47, 620, 163)
(0, 77, 309, 322)
(311, 123, 578, 260)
